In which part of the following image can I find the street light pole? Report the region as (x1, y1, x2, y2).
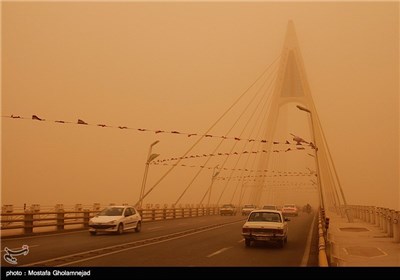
(138, 140, 160, 209)
(296, 105, 325, 210)
(207, 166, 220, 208)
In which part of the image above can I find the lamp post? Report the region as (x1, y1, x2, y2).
(138, 140, 160, 209)
(207, 165, 220, 208)
(297, 105, 352, 222)
(296, 105, 325, 210)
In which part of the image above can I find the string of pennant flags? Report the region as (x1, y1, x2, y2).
(151, 161, 315, 175)
(215, 174, 313, 179)
(3, 114, 314, 146)
(213, 177, 316, 183)
(153, 146, 312, 164)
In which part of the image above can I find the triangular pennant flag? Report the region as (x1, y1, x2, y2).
(32, 115, 43, 121)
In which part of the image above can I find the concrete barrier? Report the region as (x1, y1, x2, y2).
(388, 210, 394, 237)
(393, 211, 400, 242)
(369, 206, 375, 224)
(346, 205, 400, 243)
(375, 207, 380, 227)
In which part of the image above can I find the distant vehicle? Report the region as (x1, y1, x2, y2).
(282, 204, 299, 217)
(242, 210, 289, 248)
(241, 204, 257, 216)
(262, 205, 278, 211)
(303, 204, 312, 213)
(89, 206, 142, 235)
(220, 204, 237, 216)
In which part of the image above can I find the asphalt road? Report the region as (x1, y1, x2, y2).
(1, 212, 315, 267)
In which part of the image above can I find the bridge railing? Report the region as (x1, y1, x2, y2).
(318, 208, 329, 267)
(0, 206, 220, 237)
(138, 207, 219, 221)
(346, 205, 400, 242)
(326, 204, 400, 267)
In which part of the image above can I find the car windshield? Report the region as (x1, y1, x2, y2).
(284, 204, 296, 208)
(248, 212, 281, 223)
(222, 204, 233, 208)
(244, 205, 255, 208)
(98, 207, 124, 216)
(263, 205, 276, 210)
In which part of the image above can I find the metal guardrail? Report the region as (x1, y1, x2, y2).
(318, 209, 329, 267)
(0, 207, 220, 237)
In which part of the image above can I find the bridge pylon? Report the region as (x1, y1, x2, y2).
(254, 20, 352, 222)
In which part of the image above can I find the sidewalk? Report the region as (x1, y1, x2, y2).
(326, 210, 400, 267)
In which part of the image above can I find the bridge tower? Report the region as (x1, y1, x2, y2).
(253, 21, 352, 222)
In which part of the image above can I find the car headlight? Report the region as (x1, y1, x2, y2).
(105, 220, 117, 225)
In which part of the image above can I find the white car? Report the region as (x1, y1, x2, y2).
(262, 205, 278, 211)
(220, 204, 237, 216)
(241, 204, 257, 216)
(89, 206, 142, 235)
(282, 204, 299, 217)
(242, 210, 289, 248)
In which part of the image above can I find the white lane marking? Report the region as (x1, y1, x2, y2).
(301, 214, 317, 267)
(1, 245, 39, 252)
(206, 247, 232, 258)
(22, 220, 244, 267)
(238, 239, 244, 243)
(147, 226, 163, 230)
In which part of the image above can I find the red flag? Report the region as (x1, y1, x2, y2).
(32, 115, 43, 121)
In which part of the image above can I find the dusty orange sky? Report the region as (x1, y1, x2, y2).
(1, 1, 399, 209)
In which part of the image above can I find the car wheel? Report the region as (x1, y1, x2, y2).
(245, 239, 251, 247)
(135, 221, 141, 233)
(117, 223, 124, 235)
(278, 239, 284, 248)
(89, 231, 96, 236)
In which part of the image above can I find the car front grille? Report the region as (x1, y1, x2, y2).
(90, 225, 115, 229)
(249, 228, 284, 234)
